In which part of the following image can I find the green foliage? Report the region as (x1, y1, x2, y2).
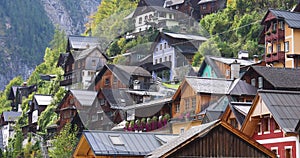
(13, 126, 24, 157)
(49, 123, 78, 158)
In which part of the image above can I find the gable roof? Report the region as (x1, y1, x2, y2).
(76, 130, 178, 156)
(164, 0, 184, 7)
(8, 86, 19, 100)
(262, 9, 300, 29)
(147, 120, 275, 158)
(229, 102, 252, 126)
(243, 66, 300, 90)
(70, 90, 97, 107)
(56, 52, 69, 68)
(228, 78, 258, 96)
(101, 88, 134, 109)
(33, 94, 53, 106)
(185, 76, 233, 94)
(2, 111, 21, 122)
(258, 90, 300, 133)
(96, 64, 151, 86)
(73, 46, 109, 61)
(198, 0, 217, 5)
(67, 35, 100, 52)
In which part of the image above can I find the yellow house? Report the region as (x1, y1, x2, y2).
(73, 131, 178, 158)
(260, 9, 300, 68)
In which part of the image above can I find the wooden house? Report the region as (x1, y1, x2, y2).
(198, 55, 256, 79)
(7, 84, 37, 111)
(60, 46, 109, 89)
(94, 64, 152, 91)
(73, 131, 178, 158)
(198, 0, 227, 18)
(241, 90, 300, 158)
(241, 66, 300, 91)
(164, 0, 201, 21)
(24, 94, 53, 134)
(0, 111, 21, 150)
(56, 90, 98, 132)
(147, 120, 276, 158)
(259, 9, 300, 68)
(151, 32, 207, 81)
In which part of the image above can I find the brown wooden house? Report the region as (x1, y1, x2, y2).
(164, 0, 201, 21)
(198, 0, 227, 18)
(7, 84, 37, 111)
(56, 90, 97, 132)
(147, 120, 276, 158)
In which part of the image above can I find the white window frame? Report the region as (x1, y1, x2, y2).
(264, 117, 270, 134)
(257, 122, 262, 135)
(285, 41, 289, 52)
(271, 147, 279, 157)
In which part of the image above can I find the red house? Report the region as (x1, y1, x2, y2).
(241, 90, 300, 158)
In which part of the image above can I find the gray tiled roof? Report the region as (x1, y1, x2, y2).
(3, 111, 21, 122)
(229, 102, 252, 126)
(269, 9, 300, 29)
(210, 56, 255, 66)
(229, 78, 258, 96)
(147, 120, 219, 157)
(101, 88, 134, 109)
(164, 32, 208, 41)
(164, 0, 184, 7)
(34, 94, 53, 106)
(70, 90, 97, 106)
(198, 0, 217, 5)
(259, 90, 300, 133)
(82, 130, 177, 156)
(185, 77, 233, 94)
(250, 66, 300, 89)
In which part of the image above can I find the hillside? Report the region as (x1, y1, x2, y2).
(0, 0, 100, 90)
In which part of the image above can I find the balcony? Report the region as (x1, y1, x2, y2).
(265, 30, 284, 42)
(265, 51, 285, 63)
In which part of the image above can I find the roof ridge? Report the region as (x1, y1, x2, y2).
(258, 89, 300, 94)
(270, 8, 300, 15)
(185, 76, 232, 81)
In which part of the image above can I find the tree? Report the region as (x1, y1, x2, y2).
(49, 123, 78, 158)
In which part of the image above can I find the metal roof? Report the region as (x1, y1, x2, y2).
(70, 90, 97, 106)
(269, 9, 300, 29)
(249, 66, 300, 90)
(185, 77, 233, 94)
(229, 78, 258, 96)
(34, 94, 53, 106)
(83, 131, 177, 156)
(147, 120, 219, 157)
(259, 90, 300, 133)
(3, 111, 21, 122)
(101, 88, 134, 109)
(164, 32, 208, 41)
(73, 46, 108, 61)
(164, 0, 184, 7)
(210, 56, 255, 66)
(68, 35, 100, 50)
(229, 102, 252, 126)
(198, 0, 217, 5)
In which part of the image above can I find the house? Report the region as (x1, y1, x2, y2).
(23, 94, 53, 134)
(164, 0, 201, 21)
(7, 83, 37, 111)
(198, 55, 257, 79)
(228, 78, 258, 102)
(94, 64, 152, 91)
(198, 0, 227, 18)
(241, 66, 300, 91)
(60, 46, 109, 89)
(131, 0, 179, 33)
(222, 101, 252, 129)
(152, 32, 207, 81)
(56, 90, 98, 132)
(66, 35, 100, 53)
(147, 120, 276, 158)
(73, 130, 178, 158)
(259, 9, 300, 68)
(0, 111, 21, 150)
(241, 90, 300, 158)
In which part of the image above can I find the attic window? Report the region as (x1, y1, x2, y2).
(109, 135, 124, 146)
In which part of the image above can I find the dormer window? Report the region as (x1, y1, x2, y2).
(273, 23, 277, 32)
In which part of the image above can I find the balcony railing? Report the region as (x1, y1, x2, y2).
(265, 30, 284, 42)
(265, 51, 285, 63)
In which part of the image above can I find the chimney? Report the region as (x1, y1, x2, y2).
(253, 55, 259, 63)
(230, 60, 240, 79)
(238, 50, 249, 60)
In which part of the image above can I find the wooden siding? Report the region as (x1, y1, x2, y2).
(167, 125, 274, 158)
(95, 70, 127, 91)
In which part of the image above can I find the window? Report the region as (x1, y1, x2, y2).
(100, 99, 105, 106)
(277, 44, 281, 52)
(138, 17, 142, 24)
(285, 147, 292, 158)
(192, 97, 196, 109)
(185, 99, 190, 111)
(160, 58, 162, 63)
(176, 104, 180, 113)
(271, 147, 278, 157)
(109, 135, 124, 146)
(202, 4, 207, 10)
(257, 122, 262, 135)
(230, 118, 238, 129)
(160, 44, 162, 50)
(105, 78, 110, 85)
(165, 56, 167, 62)
(180, 128, 184, 134)
(279, 21, 284, 30)
(169, 55, 172, 61)
(155, 59, 158, 64)
(273, 23, 277, 31)
(251, 78, 256, 87)
(268, 45, 273, 53)
(164, 43, 167, 49)
(176, 5, 179, 9)
(92, 60, 96, 66)
(169, 14, 172, 19)
(91, 114, 98, 122)
(285, 41, 289, 52)
(156, 47, 158, 52)
(145, 15, 148, 21)
(258, 77, 263, 89)
(264, 117, 270, 134)
(274, 120, 280, 132)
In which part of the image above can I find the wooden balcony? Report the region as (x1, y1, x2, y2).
(265, 51, 285, 63)
(265, 30, 284, 42)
